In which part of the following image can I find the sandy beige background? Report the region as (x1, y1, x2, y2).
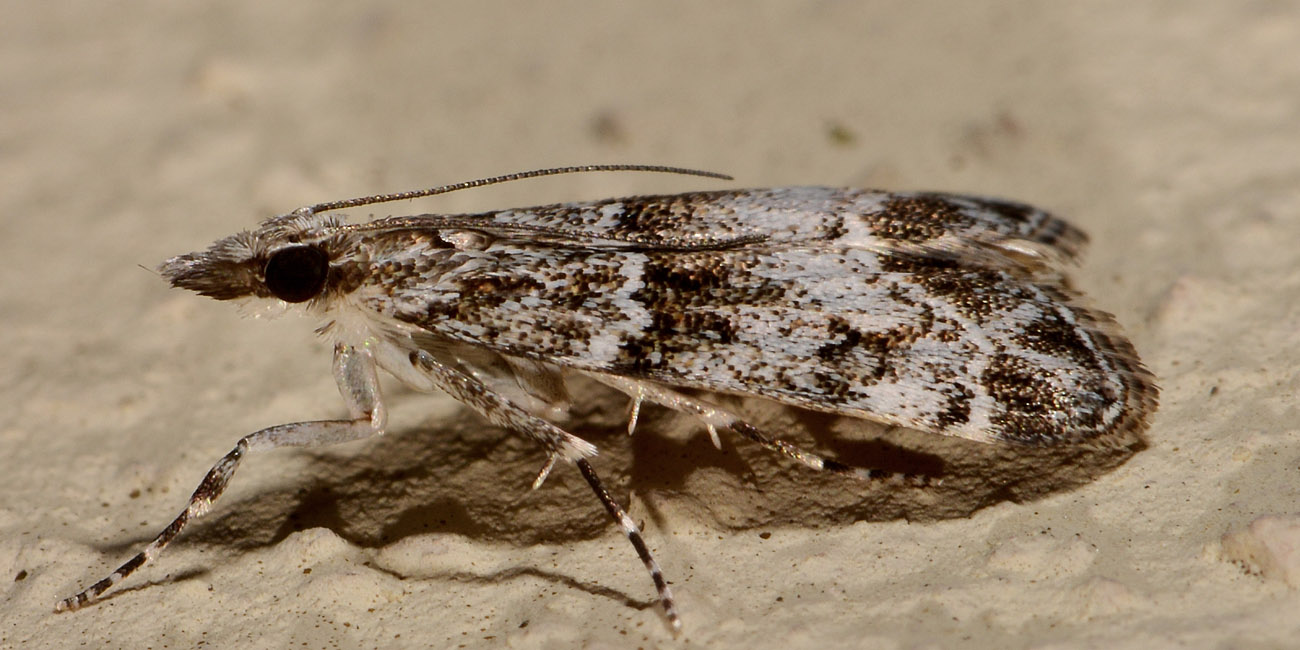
(3, 2, 1299, 649)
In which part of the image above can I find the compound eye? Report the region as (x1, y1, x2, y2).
(263, 245, 329, 303)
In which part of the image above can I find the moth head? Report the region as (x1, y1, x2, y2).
(158, 210, 343, 305)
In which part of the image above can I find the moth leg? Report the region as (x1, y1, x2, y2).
(591, 375, 929, 486)
(408, 350, 596, 462)
(408, 350, 679, 630)
(530, 453, 559, 490)
(56, 343, 386, 612)
(704, 424, 723, 450)
(626, 386, 644, 436)
(621, 381, 726, 448)
(577, 458, 681, 633)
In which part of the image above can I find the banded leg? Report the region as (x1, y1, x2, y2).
(408, 350, 596, 463)
(56, 343, 386, 612)
(577, 459, 680, 632)
(408, 351, 679, 629)
(592, 374, 931, 486)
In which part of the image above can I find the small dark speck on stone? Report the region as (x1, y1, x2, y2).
(589, 110, 627, 145)
(826, 121, 857, 147)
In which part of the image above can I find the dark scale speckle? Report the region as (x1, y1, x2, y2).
(1012, 314, 1102, 372)
(810, 368, 854, 399)
(634, 252, 792, 310)
(640, 256, 730, 295)
(814, 317, 922, 385)
(634, 255, 733, 312)
(967, 197, 1035, 224)
(618, 305, 740, 374)
(465, 274, 549, 310)
(617, 336, 661, 373)
(879, 257, 1024, 320)
(810, 194, 852, 240)
(815, 218, 848, 241)
(600, 193, 720, 238)
(982, 354, 1081, 443)
(815, 316, 863, 361)
(681, 310, 737, 344)
(935, 382, 974, 429)
(871, 196, 969, 243)
(555, 263, 632, 312)
(930, 315, 966, 344)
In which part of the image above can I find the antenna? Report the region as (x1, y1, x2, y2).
(302, 164, 732, 215)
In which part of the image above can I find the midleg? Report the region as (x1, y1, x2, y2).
(407, 350, 679, 629)
(577, 459, 680, 632)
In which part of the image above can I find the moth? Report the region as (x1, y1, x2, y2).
(56, 165, 1157, 631)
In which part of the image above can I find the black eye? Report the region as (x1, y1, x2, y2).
(263, 246, 329, 303)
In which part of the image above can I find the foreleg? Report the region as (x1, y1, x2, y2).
(56, 343, 386, 611)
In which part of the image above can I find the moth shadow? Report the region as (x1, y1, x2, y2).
(628, 391, 1146, 529)
(191, 379, 1144, 553)
(193, 409, 623, 553)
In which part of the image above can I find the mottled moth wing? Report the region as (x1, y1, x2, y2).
(365, 188, 1086, 272)
(346, 188, 1156, 446)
